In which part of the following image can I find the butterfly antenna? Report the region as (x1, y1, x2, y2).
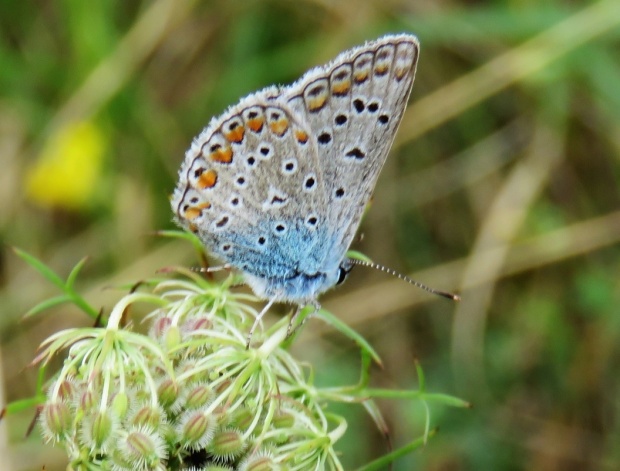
(349, 259, 461, 301)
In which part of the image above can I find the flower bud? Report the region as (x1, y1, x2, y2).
(208, 428, 246, 461)
(177, 410, 216, 450)
(40, 401, 72, 442)
(130, 404, 165, 429)
(185, 383, 213, 410)
(54, 378, 78, 402)
(157, 378, 179, 410)
(239, 453, 281, 471)
(116, 426, 167, 470)
(81, 410, 117, 452)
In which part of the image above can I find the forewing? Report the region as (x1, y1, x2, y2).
(283, 34, 419, 258)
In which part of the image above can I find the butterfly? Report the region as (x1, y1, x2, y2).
(171, 34, 420, 340)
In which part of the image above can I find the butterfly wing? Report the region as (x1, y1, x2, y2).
(283, 34, 419, 261)
(172, 34, 419, 303)
(171, 89, 330, 290)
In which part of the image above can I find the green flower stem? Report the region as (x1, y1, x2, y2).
(325, 413, 347, 443)
(363, 389, 470, 407)
(355, 429, 437, 471)
(258, 320, 288, 357)
(106, 293, 168, 330)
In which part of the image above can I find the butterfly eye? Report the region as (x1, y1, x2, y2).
(336, 263, 353, 285)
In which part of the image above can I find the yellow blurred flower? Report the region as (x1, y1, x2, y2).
(26, 121, 106, 210)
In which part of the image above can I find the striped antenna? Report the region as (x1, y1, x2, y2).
(349, 259, 461, 301)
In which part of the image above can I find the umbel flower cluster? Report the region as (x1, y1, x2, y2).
(11, 247, 467, 470)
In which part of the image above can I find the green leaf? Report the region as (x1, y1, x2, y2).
(3, 396, 46, 415)
(421, 392, 472, 408)
(12, 247, 66, 289)
(66, 256, 89, 288)
(23, 294, 72, 318)
(14, 248, 99, 319)
(361, 388, 469, 408)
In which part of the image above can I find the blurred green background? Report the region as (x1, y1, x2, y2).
(1, 0, 620, 469)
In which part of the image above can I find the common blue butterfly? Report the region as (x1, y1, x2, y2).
(172, 35, 421, 338)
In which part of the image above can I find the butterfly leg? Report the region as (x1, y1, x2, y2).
(286, 301, 321, 338)
(193, 264, 232, 273)
(246, 298, 276, 349)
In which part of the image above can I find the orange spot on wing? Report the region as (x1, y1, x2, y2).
(395, 67, 408, 80)
(307, 96, 327, 112)
(331, 80, 351, 96)
(184, 207, 202, 220)
(374, 64, 389, 75)
(269, 118, 289, 136)
(354, 71, 369, 83)
(210, 146, 233, 164)
(184, 201, 211, 220)
(247, 117, 264, 132)
(295, 130, 309, 144)
(197, 169, 218, 188)
(224, 125, 245, 143)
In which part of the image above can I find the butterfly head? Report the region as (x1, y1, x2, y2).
(336, 258, 354, 285)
